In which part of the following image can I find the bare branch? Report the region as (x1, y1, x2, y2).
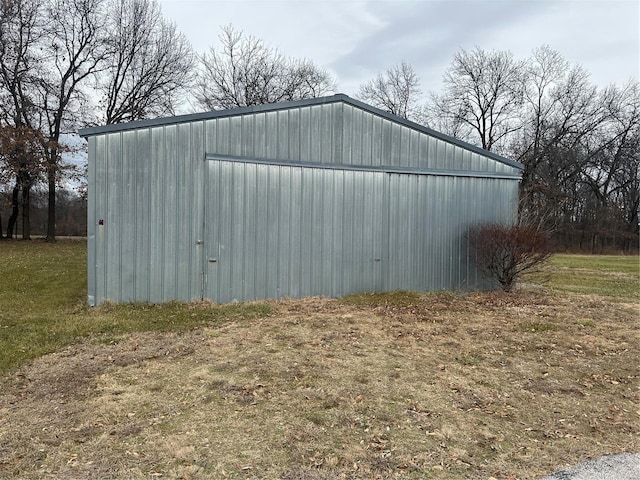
(357, 61, 422, 120)
(98, 0, 195, 124)
(195, 25, 335, 110)
(429, 47, 524, 153)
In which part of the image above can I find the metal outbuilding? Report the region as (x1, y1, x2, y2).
(79, 94, 523, 306)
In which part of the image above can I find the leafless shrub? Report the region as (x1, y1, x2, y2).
(468, 223, 552, 291)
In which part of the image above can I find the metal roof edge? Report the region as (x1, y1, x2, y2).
(77, 95, 352, 137)
(78, 93, 523, 171)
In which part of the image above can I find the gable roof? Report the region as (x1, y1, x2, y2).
(78, 94, 523, 171)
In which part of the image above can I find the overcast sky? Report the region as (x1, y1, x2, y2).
(159, 0, 638, 103)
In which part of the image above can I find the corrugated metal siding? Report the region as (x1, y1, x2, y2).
(89, 123, 206, 305)
(338, 104, 522, 175)
(201, 103, 521, 177)
(200, 159, 517, 303)
(385, 174, 517, 292)
(205, 103, 345, 165)
(203, 160, 386, 302)
(87, 97, 521, 305)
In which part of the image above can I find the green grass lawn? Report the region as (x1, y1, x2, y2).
(543, 254, 639, 300)
(0, 240, 272, 376)
(0, 240, 637, 376)
(0, 240, 86, 374)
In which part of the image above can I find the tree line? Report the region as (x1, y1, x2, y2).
(359, 49, 639, 253)
(0, 0, 637, 252)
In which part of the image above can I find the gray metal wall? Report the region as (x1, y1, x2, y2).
(202, 103, 520, 175)
(88, 122, 206, 305)
(202, 160, 516, 303)
(86, 98, 520, 306)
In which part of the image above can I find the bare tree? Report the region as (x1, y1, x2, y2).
(430, 47, 524, 152)
(0, 0, 43, 127)
(0, 124, 50, 238)
(0, 0, 108, 242)
(0, 0, 46, 238)
(516, 45, 568, 168)
(578, 81, 640, 250)
(513, 46, 613, 231)
(357, 60, 422, 120)
(35, 0, 108, 242)
(426, 45, 638, 251)
(0, 0, 194, 242)
(195, 25, 335, 110)
(99, 0, 195, 124)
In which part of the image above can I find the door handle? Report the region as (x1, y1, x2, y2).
(208, 258, 218, 263)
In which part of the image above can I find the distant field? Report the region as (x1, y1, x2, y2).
(543, 254, 639, 300)
(0, 241, 637, 479)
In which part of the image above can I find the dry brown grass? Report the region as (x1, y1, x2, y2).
(0, 291, 638, 479)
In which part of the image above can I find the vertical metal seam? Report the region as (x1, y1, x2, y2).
(131, 130, 137, 301)
(229, 160, 234, 300)
(87, 137, 95, 305)
(295, 165, 301, 294)
(242, 162, 247, 300)
(186, 123, 193, 299)
(201, 127, 206, 301)
(118, 132, 123, 301)
(320, 168, 325, 294)
(278, 165, 283, 297)
(146, 128, 152, 301)
(383, 172, 390, 291)
(174, 126, 179, 300)
(105, 135, 111, 303)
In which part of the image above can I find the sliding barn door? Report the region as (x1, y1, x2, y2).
(203, 160, 385, 303)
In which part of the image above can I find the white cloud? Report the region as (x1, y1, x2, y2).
(159, 0, 638, 99)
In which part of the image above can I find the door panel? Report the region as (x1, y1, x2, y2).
(203, 160, 385, 303)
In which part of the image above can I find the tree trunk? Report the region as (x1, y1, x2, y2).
(6, 184, 20, 239)
(21, 185, 31, 240)
(46, 163, 56, 243)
